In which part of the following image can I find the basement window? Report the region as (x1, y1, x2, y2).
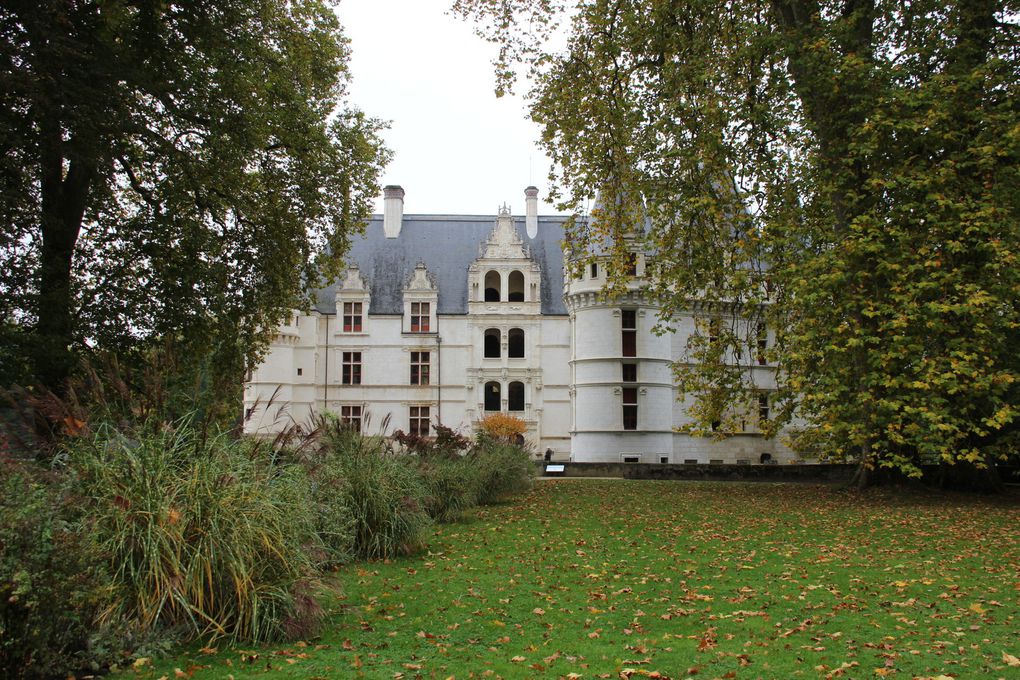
(622, 455, 640, 463)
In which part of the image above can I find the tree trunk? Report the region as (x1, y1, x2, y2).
(34, 113, 95, 394)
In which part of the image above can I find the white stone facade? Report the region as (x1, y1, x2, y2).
(244, 187, 799, 463)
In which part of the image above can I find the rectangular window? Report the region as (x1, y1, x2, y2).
(341, 351, 361, 385)
(756, 322, 767, 365)
(411, 302, 430, 332)
(622, 363, 637, 382)
(409, 405, 430, 436)
(410, 351, 430, 385)
(343, 302, 363, 332)
(340, 405, 362, 432)
(622, 387, 638, 430)
(590, 262, 599, 278)
(621, 309, 637, 358)
(758, 393, 769, 422)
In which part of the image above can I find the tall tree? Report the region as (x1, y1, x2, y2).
(0, 0, 388, 394)
(455, 0, 1020, 481)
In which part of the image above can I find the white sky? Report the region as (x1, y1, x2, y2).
(339, 0, 561, 216)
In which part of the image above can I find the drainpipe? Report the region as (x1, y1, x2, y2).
(436, 318, 442, 425)
(323, 312, 334, 412)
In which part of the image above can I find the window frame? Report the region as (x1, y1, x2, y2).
(340, 405, 362, 432)
(342, 301, 363, 333)
(508, 328, 525, 358)
(508, 381, 525, 412)
(410, 301, 430, 333)
(410, 351, 430, 386)
(341, 351, 362, 385)
(409, 405, 430, 437)
(758, 393, 770, 423)
(483, 328, 501, 359)
(483, 381, 502, 412)
(508, 270, 525, 302)
(622, 362, 637, 382)
(621, 309, 637, 358)
(622, 386, 638, 431)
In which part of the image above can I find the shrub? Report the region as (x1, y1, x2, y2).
(0, 457, 111, 678)
(66, 419, 322, 642)
(476, 413, 527, 442)
(319, 418, 433, 559)
(471, 440, 535, 505)
(393, 423, 471, 459)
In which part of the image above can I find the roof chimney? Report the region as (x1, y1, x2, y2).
(525, 186, 539, 238)
(383, 185, 404, 238)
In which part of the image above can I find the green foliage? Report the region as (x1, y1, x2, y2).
(66, 420, 322, 642)
(456, 0, 1020, 478)
(416, 456, 483, 523)
(0, 0, 389, 393)
(0, 457, 112, 678)
(470, 440, 535, 505)
(318, 419, 434, 560)
(149, 479, 1020, 678)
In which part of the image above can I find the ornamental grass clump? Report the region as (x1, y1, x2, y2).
(471, 439, 535, 505)
(318, 418, 433, 559)
(394, 424, 479, 523)
(66, 419, 322, 643)
(416, 456, 483, 523)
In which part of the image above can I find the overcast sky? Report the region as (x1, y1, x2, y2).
(339, 0, 562, 216)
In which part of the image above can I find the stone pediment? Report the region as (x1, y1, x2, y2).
(338, 266, 369, 293)
(404, 261, 438, 292)
(480, 205, 529, 261)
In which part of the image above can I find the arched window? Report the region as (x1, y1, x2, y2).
(508, 270, 525, 301)
(508, 328, 525, 358)
(484, 381, 501, 411)
(484, 270, 501, 302)
(508, 381, 525, 411)
(484, 328, 501, 358)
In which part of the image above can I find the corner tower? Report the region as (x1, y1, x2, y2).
(564, 220, 674, 463)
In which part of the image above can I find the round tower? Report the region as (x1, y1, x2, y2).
(565, 239, 674, 464)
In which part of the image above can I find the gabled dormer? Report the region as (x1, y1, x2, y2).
(336, 266, 370, 333)
(403, 262, 437, 333)
(468, 205, 542, 314)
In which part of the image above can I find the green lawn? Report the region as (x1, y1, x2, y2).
(146, 479, 1019, 680)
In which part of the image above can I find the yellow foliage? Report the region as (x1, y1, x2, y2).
(477, 413, 527, 440)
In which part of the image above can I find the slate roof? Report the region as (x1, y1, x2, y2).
(314, 214, 570, 316)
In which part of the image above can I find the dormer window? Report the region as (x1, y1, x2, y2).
(336, 266, 371, 334)
(403, 262, 438, 334)
(343, 302, 363, 332)
(411, 302, 430, 332)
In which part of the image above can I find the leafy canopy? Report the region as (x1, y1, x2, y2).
(0, 0, 389, 392)
(455, 0, 1020, 476)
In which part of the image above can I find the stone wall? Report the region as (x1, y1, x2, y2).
(540, 461, 857, 482)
